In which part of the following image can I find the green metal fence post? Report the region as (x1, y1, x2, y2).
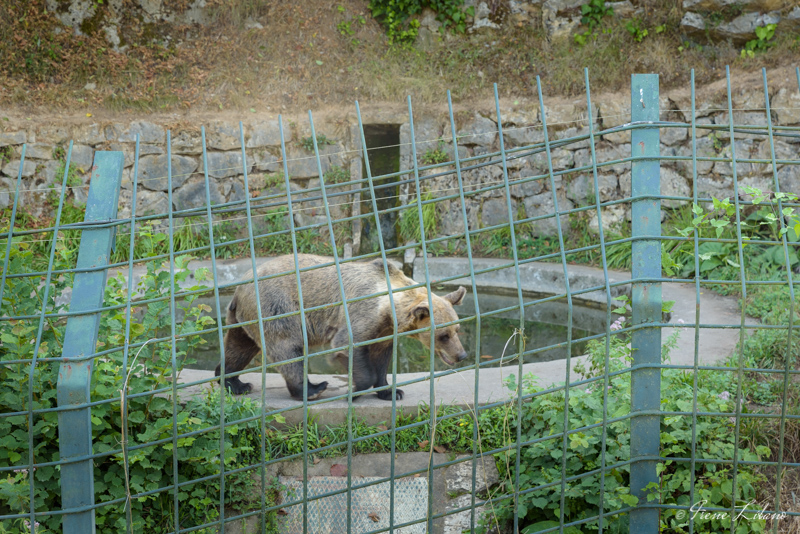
(57, 151, 124, 533)
(629, 74, 662, 533)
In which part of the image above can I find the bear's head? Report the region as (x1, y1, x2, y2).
(410, 286, 468, 366)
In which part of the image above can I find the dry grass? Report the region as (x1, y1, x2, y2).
(0, 0, 798, 114)
(743, 381, 800, 533)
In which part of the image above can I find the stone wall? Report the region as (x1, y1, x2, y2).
(46, 0, 800, 48)
(427, 0, 800, 42)
(680, 0, 800, 44)
(1, 82, 799, 246)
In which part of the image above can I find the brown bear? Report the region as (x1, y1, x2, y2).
(214, 254, 468, 400)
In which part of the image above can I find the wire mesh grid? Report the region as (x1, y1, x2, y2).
(0, 66, 799, 534)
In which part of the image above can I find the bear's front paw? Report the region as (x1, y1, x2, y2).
(376, 388, 404, 401)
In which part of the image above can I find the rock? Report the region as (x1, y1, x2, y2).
(83, 82, 97, 91)
(73, 123, 105, 145)
(752, 138, 796, 174)
(573, 148, 592, 170)
(106, 121, 165, 144)
(0, 177, 14, 209)
(543, 2, 581, 41)
(463, 165, 504, 198)
(593, 144, 629, 175)
(229, 178, 248, 203)
(607, 0, 635, 17)
(772, 88, 800, 125)
(674, 136, 717, 178)
(445, 458, 500, 495)
(696, 174, 735, 199)
(503, 122, 544, 147)
(523, 190, 573, 236)
(1, 160, 37, 178)
(25, 144, 54, 160)
(411, 118, 444, 159)
(442, 143, 470, 164)
(247, 120, 289, 148)
(444, 494, 503, 534)
(557, 126, 592, 150)
(588, 204, 627, 234)
(481, 197, 515, 227)
(711, 139, 756, 177)
(661, 167, 692, 208)
(36, 125, 70, 144)
(618, 170, 632, 198)
(0, 131, 26, 146)
(566, 173, 618, 204)
(286, 149, 330, 179)
(107, 142, 164, 169)
(510, 168, 545, 198)
(34, 160, 62, 187)
(69, 144, 94, 170)
(680, 11, 706, 40)
(206, 122, 240, 151)
(243, 17, 263, 30)
(171, 130, 204, 154)
(531, 148, 574, 172)
(418, 8, 442, 45)
(541, 101, 597, 129)
(661, 125, 688, 146)
(205, 151, 251, 179)
(682, 0, 758, 9)
(600, 99, 629, 130)
(173, 178, 225, 211)
(121, 189, 170, 219)
(253, 150, 281, 172)
(776, 163, 799, 195)
(460, 114, 497, 148)
(138, 154, 199, 191)
(471, 2, 501, 30)
(438, 199, 480, 235)
(783, 6, 800, 32)
(716, 12, 781, 43)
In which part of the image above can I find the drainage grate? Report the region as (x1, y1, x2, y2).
(279, 476, 429, 533)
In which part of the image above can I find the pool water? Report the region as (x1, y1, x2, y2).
(184, 289, 608, 375)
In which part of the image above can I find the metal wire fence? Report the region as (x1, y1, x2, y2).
(1, 67, 799, 534)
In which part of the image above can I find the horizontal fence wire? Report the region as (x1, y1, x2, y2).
(0, 66, 799, 534)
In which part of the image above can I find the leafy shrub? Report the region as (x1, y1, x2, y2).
(368, 0, 474, 44)
(487, 325, 768, 533)
(0, 234, 280, 533)
(741, 24, 777, 58)
(420, 140, 448, 165)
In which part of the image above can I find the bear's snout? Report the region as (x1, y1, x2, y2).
(456, 351, 468, 362)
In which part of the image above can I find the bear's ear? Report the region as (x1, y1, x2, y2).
(444, 286, 466, 306)
(412, 304, 430, 322)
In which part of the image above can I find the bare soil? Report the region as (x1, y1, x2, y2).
(1, 0, 798, 124)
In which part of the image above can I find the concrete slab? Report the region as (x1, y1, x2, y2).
(171, 258, 756, 426)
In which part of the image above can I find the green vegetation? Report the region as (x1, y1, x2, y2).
(300, 134, 335, 152)
(0, 196, 344, 271)
(420, 140, 448, 165)
(0, 241, 283, 533)
(741, 24, 777, 58)
(368, 0, 474, 44)
(397, 192, 438, 243)
(574, 0, 614, 46)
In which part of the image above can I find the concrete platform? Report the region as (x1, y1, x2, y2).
(172, 257, 756, 426)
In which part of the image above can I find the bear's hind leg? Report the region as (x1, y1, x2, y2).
(216, 326, 260, 395)
(275, 342, 328, 401)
